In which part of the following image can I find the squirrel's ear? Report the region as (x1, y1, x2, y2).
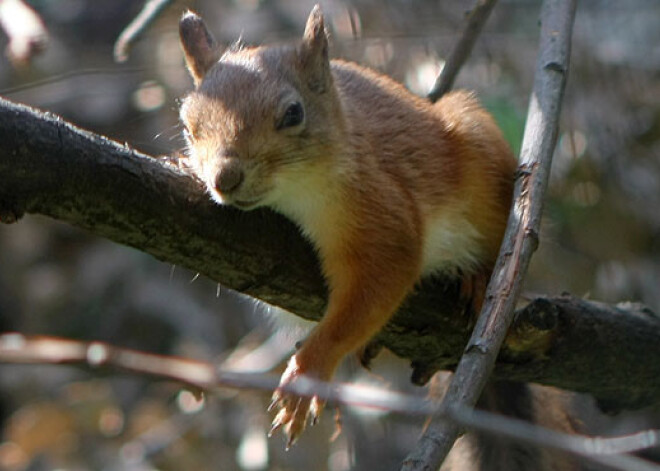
(179, 11, 221, 87)
(300, 5, 331, 93)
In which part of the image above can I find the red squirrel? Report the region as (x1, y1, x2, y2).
(179, 5, 516, 446)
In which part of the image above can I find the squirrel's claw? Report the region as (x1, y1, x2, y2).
(268, 354, 328, 448)
(269, 388, 317, 448)
(309, 396, 322, 425)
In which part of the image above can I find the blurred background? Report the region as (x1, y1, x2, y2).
(0, 0, 658, 470)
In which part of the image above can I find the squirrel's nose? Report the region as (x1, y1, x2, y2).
(215, 157, 244, 194)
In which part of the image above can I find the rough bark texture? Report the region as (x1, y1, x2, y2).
(1, 97, 659, 412)
(501, 297, 660, 413)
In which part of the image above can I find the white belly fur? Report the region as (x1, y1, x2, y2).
(421, 210, 484, 276)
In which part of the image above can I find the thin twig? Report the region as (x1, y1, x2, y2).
(114, 0, 174, 63)
(402, 0, 578, 469)
(427, 0, 498, 102)
(446, 406, 660, 471)
(1, 333, 659, 471)
(0, 67, 147, 96)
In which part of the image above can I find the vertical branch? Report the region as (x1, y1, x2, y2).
(427, 0, 498, 103)
(402, 0, 578, 470)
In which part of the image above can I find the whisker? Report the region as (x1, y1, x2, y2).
(153, 125, 181, 141)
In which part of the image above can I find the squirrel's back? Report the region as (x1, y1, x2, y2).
(330, 60, 516, 273)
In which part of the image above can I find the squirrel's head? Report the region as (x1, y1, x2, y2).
(179, 5, 341, 211)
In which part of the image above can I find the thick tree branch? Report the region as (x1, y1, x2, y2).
(1, 97, 659, 410)
(403, 0, 578, 468)
(0, 96, 472, 380)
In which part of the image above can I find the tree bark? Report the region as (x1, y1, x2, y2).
(1, 97, 659, 412)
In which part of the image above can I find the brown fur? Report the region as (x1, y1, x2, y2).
(179, 6, 517, 445)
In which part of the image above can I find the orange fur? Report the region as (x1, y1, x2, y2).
(179, 6, 517, 445)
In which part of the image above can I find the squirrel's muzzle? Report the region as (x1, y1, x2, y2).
(214, 157, 244, 195)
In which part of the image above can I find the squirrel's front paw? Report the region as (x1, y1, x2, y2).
(268, 354, 327, 449)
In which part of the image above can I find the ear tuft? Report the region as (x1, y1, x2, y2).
(303, 4, 326, 46)
(300, 5, 331, 93)
(179, 10, 221, 87)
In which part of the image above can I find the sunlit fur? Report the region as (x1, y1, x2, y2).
(179, 6, 517, 443)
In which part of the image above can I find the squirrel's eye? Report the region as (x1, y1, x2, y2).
(278, 102, 305, 129)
